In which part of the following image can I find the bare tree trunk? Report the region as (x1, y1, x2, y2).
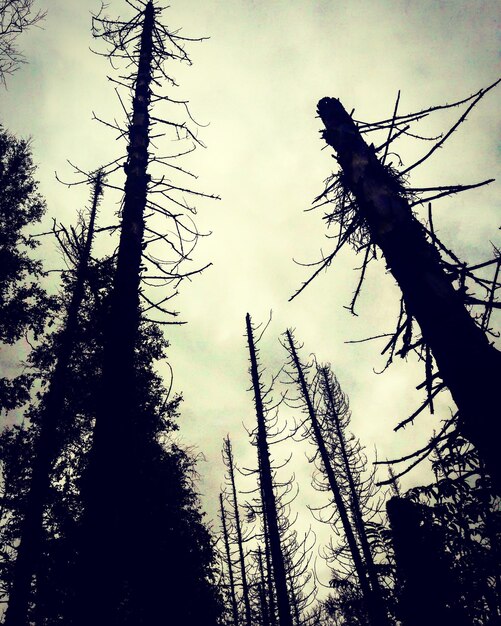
(285, 331, 389, 626)
(321, 367, 388, 625)
(4, 172, 103, 626)
(317, 97, 501, 490)
(74, 3, 155, 623)
(220, 492, 240, 626)
(246, 313, 293, 626)
(263, 502, 278, 626)
(257, 547, 271, 626)
(224, 437, 253, 626)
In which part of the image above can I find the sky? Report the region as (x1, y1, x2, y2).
(1, 0, 500, 547)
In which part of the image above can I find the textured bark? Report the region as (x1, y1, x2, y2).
(4, 173, 103, 626)
(246, 313, 293, 626)
(224, 437, 252, 626)
(220, 493, 240, 626)
(285, 332, 388, 626)
(317, 97, 501, 490)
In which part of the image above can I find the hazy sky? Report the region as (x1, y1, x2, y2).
(1, 0, 500, 538)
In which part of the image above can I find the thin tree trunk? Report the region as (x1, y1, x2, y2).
(246, 313, 293, 626)
(4, 172, 103, 626)
(258, 547, 271, 626)
(285, 331, 388, 626)
(317, 97, 501, 490)
(220, 493, 240, 626)
(321, 367, 388, 624)
(262, 499, 278, 626)
(225, 437, 253, 626)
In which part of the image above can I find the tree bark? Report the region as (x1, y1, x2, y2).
(317, 97, 501, 490)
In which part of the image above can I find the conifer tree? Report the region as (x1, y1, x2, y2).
(70, 2, 217, 623)
(4, 171, 104, 626)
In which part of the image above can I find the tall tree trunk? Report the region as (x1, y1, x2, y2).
(74, 3, 155, 623)
(224, 437, 253, 626)
(317, 97, 501, 490)
(285, 331, 388, 626)
(246, 313, 293, 626)
(4, 172, 103, 626)
(321, 366, 388, 624)
(220, 492, 240, 626)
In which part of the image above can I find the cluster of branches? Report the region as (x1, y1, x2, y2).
(0, 0, 45, 86)
(217, 316, 500, 626)
(290, 81, 501, 489)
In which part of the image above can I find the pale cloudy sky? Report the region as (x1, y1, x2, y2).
(1, 0, 500, 534)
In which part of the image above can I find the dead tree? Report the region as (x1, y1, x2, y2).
(0, 0, 45, 85)
(220, 492, 240, 626)
(319, 365, 388, 617)
(246, 313, 294, 626)
(284, 331, 389, 626)
(298, 85, 501, 489)
(73, 2, 215, 622)
(222, 436, 253, 626)
(4, 171, 104, 626)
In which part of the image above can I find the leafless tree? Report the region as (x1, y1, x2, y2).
(283, 331, 390, 626)
(294, 83, 501, 489)
(0, 0, 45, 85)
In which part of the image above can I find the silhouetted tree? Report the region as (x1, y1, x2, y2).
(283, 331, 390, 626)
(246, 313, 294, 626)
(404, 436, 501, 625)
(72, 1, 216, 623)
(0, 126, 52, 350)
(222, 436, 253, 626)
(387, 496, 472, 626)
(3, 170, 104, 626)
(220, 491, 241, 626)
(295, 84, 501, 488)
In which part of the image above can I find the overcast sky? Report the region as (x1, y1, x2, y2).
(1, 0, 500, 542)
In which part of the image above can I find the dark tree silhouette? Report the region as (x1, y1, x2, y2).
(0, 0, 45, 85)
(387, 496, 471, 626)
(246, 313, 294, 626)
(222, 436, 253, 626)
(220, 491, 241, 626)
(0, 126, 52, 348)
(69, 2, 217, 623)
(283, 331, 389, 626)
(403, 437, 501, 624)
(295, 84, 501, 489)
(3, 171, 104, 626)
